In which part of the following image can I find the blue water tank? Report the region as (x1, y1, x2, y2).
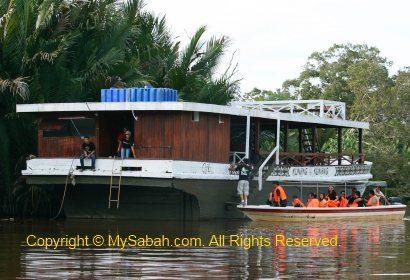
(111, 88, 119, 102)
(142, 88, 149, 101)
(105, 89, 112, 102)
(118, 89, 126, 102)
(129, 88, 135, 102)
(126, 88, 132, 102)
(100, 87, 178, 102)
(158, 88, 164, 101)
(101, 89, 106, 102)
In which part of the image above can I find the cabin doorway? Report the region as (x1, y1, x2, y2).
(98, 112, 135, 157)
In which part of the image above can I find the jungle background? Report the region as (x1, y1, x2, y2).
(0, 0, 409, 217)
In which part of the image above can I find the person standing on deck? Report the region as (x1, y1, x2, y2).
(116, 127, 127, 156)
(80, 136, 96, 171)
(270, 181, 287, 207)
(117, 131, 136, 158)
(234, 158, 252, 206)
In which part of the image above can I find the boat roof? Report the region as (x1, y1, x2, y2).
(16, 100, 369, 129)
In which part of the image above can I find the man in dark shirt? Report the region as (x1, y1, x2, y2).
(348, 191, 365, 207)
(235, 158, 252, 206)
(80, 136, 96, 171)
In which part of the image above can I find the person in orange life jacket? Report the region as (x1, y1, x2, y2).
(367, 190, 380, 206)
(292, 195, 305, 207)
(234, 158, 252, 206)
(326, 185, 339, 207)
(338, 191, 348, 207)
(307, 193, 320, 208)
(269, 181, 287, 207)
(319, 193, 328, 207)
(348, 191, 365, 207)
(117, 131, 136, 158)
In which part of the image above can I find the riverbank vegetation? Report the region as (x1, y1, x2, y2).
(0, 1, 408, 217)
(242, 44, 410, 199)
(0, 0, 239, 217)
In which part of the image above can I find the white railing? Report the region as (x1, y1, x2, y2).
(258, 146, 279, 191)
(229, 151, 246, 165)
(232, 100, 346, 120)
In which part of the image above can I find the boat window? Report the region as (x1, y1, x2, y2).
(192, 112, 200, 122)
(43, 118, 96, 137)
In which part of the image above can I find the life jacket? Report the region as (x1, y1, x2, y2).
(367, 195, 380, 207)
(339, 197, 348, 207)
(293, 198, 305, 207)
(350, 200, 359, 207)
(273, 185, 287, 202)
(307, 198, 319, 208)
(327, 199, 338, 208)
(319, 199, 327, 208)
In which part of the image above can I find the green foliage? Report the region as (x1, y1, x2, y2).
(242, 43, 405, 196)
(0, 0, 240, 217)
(239, 88, 295, 102)
(246, 44, 409, 197)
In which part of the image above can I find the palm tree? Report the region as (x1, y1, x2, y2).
(0, 0, 241, 217)
(165, 25, 240, 105)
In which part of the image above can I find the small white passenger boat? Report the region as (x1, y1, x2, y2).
(238, 205, 407, 222)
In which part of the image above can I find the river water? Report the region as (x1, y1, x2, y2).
(1, 212, 410, 279)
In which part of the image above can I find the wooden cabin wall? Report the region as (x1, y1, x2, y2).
(37, 113, 98, 158)
(134, 111, 230, 163)
(36, 111, 230, 162)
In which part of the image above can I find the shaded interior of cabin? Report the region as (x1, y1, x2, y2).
(37, 110, 364, 165)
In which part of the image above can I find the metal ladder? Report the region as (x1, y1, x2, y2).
(108, 156, 124, 209)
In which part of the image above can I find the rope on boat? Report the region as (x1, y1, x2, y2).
(51, 156, 77, 220)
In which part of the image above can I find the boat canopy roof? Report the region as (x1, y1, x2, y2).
(16, 100, 369, 129)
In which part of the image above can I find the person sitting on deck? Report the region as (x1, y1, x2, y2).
(366, 190, 380, 207)
(80, 136, 96, 172)
(348, 191, 365, 207)
(346, 187, 357, 200)
(374, 186, 390, 205)
(326, 185, 339, 207)
(292, 195, 305, 207)
(117, 131, 136, 158)
(319, 193, 328, 207)
(268, 182, 287, 207)
(307, 193, 319, 208)
(338, 191, 348, 207)
(235, 158, 252, 206)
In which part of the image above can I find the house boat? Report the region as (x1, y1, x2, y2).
(16, 99, 373, 220)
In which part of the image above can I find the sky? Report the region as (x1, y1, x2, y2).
(145, 0, 410, 93)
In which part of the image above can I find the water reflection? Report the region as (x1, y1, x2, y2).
(0, 218, 409, 279)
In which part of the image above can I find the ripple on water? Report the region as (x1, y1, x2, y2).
(1, 219, 410, 279)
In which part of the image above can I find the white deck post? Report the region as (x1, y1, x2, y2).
(275, 117, 280, 164)
(245, 113, 250, 159)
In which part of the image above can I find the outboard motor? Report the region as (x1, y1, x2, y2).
(388, 197, 404, 205)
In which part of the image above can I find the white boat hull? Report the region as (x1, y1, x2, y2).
(238, 205, 407, 222)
